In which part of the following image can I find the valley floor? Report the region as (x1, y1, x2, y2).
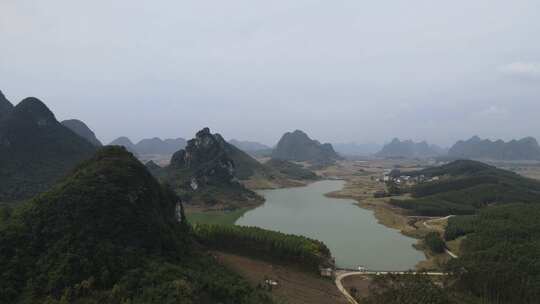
(214, 251, 348, 304)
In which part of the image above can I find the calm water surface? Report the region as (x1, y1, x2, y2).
(235, 180, 425, 270)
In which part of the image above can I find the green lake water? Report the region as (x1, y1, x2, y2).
(235, 180, 425, 270)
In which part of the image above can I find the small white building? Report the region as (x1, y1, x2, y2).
(320, 268, 334, 278)
(265, 279, 279, 286)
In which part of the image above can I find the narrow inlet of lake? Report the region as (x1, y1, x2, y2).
(235, 180, 425, 270)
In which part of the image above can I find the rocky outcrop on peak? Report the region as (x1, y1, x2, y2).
(163, 128, 263, 208)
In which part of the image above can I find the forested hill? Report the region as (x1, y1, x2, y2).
(272, 130, 341, 164)
(390, 160, 540, 216)
(0, 146, 274, 304)
(0, 96, 96, 202)
(445, 203, 540, 303)
(448, 136, 540, 161)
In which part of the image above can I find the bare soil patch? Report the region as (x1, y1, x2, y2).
(214, 252, 348, 304)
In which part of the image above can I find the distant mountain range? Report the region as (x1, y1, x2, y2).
(229, 139, 271, 152)
(448, 136, 540, 161)
(376, 138, 446, 159)
(109, 136, 186, 157)
(0, 91, 96, 202)
(272, 130, 341, 164)
(62, 119, 102, 146)
(333, 142, 382, 156)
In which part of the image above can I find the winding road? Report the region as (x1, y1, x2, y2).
(335, 270, 448, 304)
(335, 215, 458, 303)
(422, 215, 459, 258)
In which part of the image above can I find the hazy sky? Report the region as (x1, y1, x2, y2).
(1, 0, 539, 146)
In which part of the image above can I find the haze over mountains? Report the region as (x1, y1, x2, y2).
(61, 119, 102, 146)
(332, 142, 382, 157)
(376, 138, 446, 159)
(228, 139, 271, 153)
(448, 136, 540, 161)
(109, 136, 186, 157)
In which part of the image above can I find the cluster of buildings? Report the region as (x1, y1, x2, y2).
(379, 169, 439, 186)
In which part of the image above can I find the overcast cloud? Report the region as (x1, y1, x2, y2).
(1, 0, 539, 146)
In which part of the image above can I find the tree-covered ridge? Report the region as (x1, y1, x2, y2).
(448, 204, 540, 304)
(390, 160, 540, 216)
(444, 215, 476, 241)
(194, 224, 333, 273)
(0, 96, 97, 203)
(0, 147, 274, 304)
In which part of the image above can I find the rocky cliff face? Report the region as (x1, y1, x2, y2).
(170, 127, 236, 186)
(166, 128, 262, 208)
(272, 130, 340, 164)
(449, 136, 540, 160)
(62, 119, 102, 146)
(376, 138, 445, 159)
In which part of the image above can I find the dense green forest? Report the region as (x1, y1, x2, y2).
(193, 224, 332, 273)
(447, 204, 540, 304)
(424, 232, 446, 254)
(390, 160, 540, 216)
(361, 274, 479, 304)
(444, 215, 476, 241)
(380, 161, 540, 304)
(0, 147, 274, 304)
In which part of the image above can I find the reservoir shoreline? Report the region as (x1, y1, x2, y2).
(235, 179, 425, 270)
